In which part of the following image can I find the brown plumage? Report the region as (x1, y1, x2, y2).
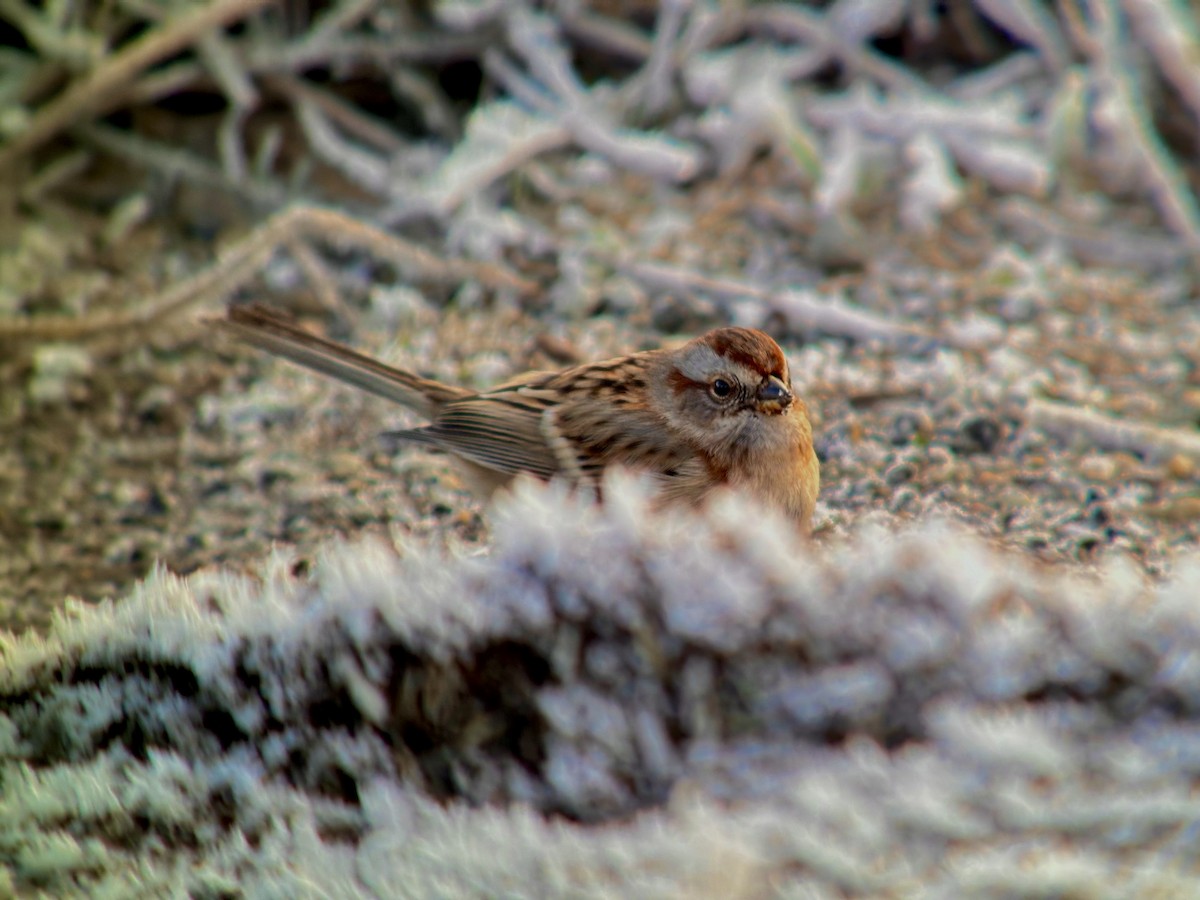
(219, 305, 820, 530)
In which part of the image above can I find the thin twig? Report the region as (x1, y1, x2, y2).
(1088, 0, 1200, 253)
(286, 207, 538, 295)
(250, 31, 493, 72)
(293, 0, 382, 56)
(973, 0, 1069, 71)
(0, 205, 538, 345)
(0, 0, 274, 168)
(744, 4, 928, 93)
(1027, 398, 1200, 463)
(560, 9, 653, 62)
(77, 123, 288, 208)
(635, 0, 688, 116)
(0, 0, 103, 69)
(196, 29, 257, 182)
(266, 74, 408, 155)
(503, 10, 704, 183)
(1122, 0, 1200, 137)
(427, 107, 572, 215)
(197, 30, 258, 110)
(0, 208, 287, 343)
(996, 198, 1188, 271)
(805, 89, 1049, 196)
(285, 237, 343, 313)
(19, 150, 93, 202)
(620, 259, 929, 346)
(388, 67, 461, 141)
(125, 60, 208, 106)
(293, 96, 392, 195)
(217, 106, 250, 184)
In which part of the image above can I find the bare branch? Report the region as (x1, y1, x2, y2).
(0, 0, 275, 168)
(1028, 398, 1200, 463)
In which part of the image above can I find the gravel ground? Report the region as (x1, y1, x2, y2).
(1, 4, 1199, 622)
(3, 173, 1199, 632)
(6, 5, 1200, 895)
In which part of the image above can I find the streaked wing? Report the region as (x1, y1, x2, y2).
(394, 379, 563, 478)
(548, 397, 695, 484)
(389, 355, 693, 487)
(537, 359, 697, 485)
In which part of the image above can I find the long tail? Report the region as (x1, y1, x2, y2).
(218, 304, 471, 419)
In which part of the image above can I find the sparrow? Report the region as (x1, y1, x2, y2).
(219, 305, 819, 530)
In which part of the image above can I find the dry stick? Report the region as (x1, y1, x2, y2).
(388, 67, 461, 141)
(77, 123, 287, 208)
(1058, 0, 1097, 54)
(0, 0, 274, 168)
(293, 96, 392, 194)
(202, 29, 257, 182)
(621, 259, 928, 346)
(285, 237, 343, 314)
(217, 106, 251, 183)
(0, 209, 287, 344)
(296, 0, 381, 52)
(744, 4, 927, 93)
(125, 60, 209, 106)
(256, 31, 492, 72)
(950, 53, 1044, 102)
(197, 30, 258, 110)
(997, 198, 1188, 271)
(0, 206, 538, 344)
(774, 289, 934, 347)
(1091, 0, 1200, 253)
(434, 122, 573, 214)
(1123, 0, 1200, 128)
(285, 207, 539, 295)
(0, 0, 103, 68)
(20, 150, 93, 202)
(973, 0, 1069, 71)
(1027, 398, 1200, 464)
(265, 74, 407, 154)
(126, 29, 484, 110)
(560, 10, 653, 62)
(635, 0, 687, 116)
(499, 12, 702, 184)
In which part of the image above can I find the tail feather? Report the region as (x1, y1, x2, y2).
(219, 305, 470, 419)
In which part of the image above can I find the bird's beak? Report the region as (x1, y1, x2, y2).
(756, 375, 793, 413)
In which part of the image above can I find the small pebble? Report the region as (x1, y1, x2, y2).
(1078, 455, 1118, 482)
(326, 452, 363, 481)
(925, 445, 953, 466)
(1165, 454, 1196, 480)
(953, 415, 1004, 455)
(975, 470, 1009, 488)
(890, 411, 934, 446)
(1181, 388, 1200, 411)
(888, 487, 919, 514)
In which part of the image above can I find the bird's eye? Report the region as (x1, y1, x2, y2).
(710, 378, 733, 399)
